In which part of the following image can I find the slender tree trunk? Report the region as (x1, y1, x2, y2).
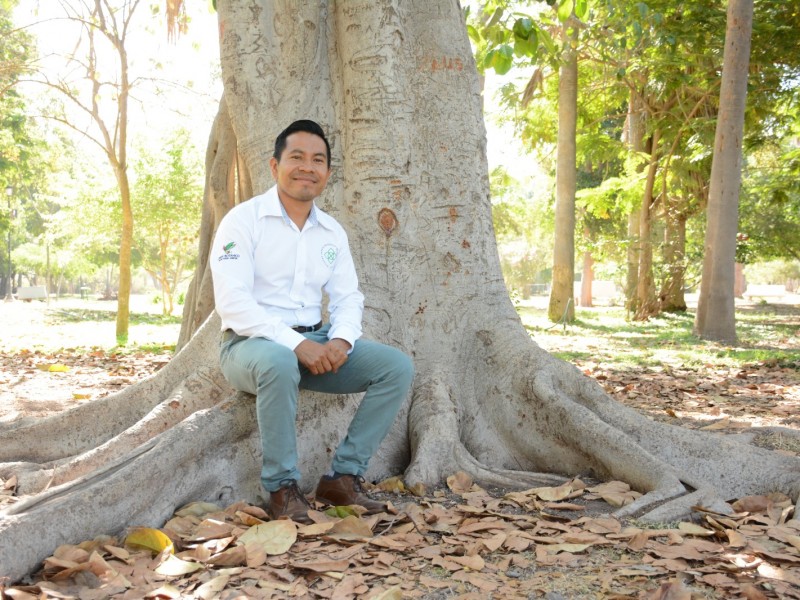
(695, 0, 753, 342)
(734, 262, 746, 297)
(579, 234, 593, 307)
(116, 171, 133, 343)
(624, 91, 645, 314)
(548, 22, 578, 322)
(634, 130, 661, 320)
(659, 206, 687, 312)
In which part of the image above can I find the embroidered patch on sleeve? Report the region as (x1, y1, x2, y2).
(321, 244, 338, 267)
(218, 241, 240, 261)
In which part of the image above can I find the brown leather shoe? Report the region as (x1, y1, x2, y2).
(315, 474, 387, 514)
(266, 480, 313, 524)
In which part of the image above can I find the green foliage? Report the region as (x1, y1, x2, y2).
(490, 166, 554, 294)
(739, 140, 800, 263)
(132, 128, 203, 315)
(470, 0, 800, 319)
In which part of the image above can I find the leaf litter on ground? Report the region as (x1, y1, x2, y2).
(2, 472, 799, 599)
(1, 301, 798, 596)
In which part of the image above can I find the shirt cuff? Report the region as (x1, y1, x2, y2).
(327, 326, 360, 352)
(272, 327, 307, 351)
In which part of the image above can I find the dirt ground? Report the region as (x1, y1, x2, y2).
(0, 296, 179, 424)
(1, 297, 799, 598)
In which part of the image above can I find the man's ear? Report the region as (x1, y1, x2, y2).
(269, 156, 278, 178)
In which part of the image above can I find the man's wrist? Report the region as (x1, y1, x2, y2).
(329, 337, 352, 350)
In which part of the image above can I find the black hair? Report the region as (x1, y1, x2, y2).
(273, 119, 331, 167)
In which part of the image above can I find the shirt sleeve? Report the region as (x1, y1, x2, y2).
(210, 210, 306, 350)
(325, 229, 364, 349)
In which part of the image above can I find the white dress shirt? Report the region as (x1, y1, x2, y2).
(211, 185, 364, 351)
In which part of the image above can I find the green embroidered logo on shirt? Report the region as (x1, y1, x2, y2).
(218, 241, 240, 261)
(321, 244, 338, 267)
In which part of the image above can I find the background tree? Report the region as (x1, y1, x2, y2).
(694, 0, 754, 343)
(0, 0, 39, 296)
(132, 129, 203, 315)
(1, 0, 800, 583)
(29, 0, 141, 342)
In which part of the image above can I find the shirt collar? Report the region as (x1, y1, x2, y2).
(258, 185, 334, 230)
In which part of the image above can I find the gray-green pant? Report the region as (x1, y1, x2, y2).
(219, 325, 414, 492)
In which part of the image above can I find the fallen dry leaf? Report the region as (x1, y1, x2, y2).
(238, 520, 297, 555)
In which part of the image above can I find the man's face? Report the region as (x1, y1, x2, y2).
(270, 131, 331, 204)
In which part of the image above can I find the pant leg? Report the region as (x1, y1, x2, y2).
(300, 337, 415, 477)
(219, 334, 302, 491)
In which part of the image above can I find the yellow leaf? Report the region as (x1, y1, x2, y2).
(72, 392, 92, 400)
(408, 482, 426, 497)
(48, 364, 69, 372)
(154, 554, 203, 576)
(325, 505, 360, 518)
(237, 521, 297, 555)
(124, 527, 174, 555)
(375, 476, 406, 493)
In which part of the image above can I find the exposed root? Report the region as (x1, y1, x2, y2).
(10, 367, 230, 495)
(636, 488, 734, 523)
(404, 374, 461, 487)
(453, 445, 569, 490)
(612, 481, 691, 520)
(0, 316, 221, 464)
(0, 394, 262, 584)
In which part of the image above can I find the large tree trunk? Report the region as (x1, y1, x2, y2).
(694, 0, 753, 342)
(547, 21, 578, 323)
(1, 0, 798, 584)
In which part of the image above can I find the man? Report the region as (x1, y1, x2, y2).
(211, 119, 414, 523)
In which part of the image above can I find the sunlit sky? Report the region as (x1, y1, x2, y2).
(14, 2, 537, 188)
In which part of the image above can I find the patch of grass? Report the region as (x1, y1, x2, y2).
(47, 308, 182, 326)
(518, 302, 799, 371)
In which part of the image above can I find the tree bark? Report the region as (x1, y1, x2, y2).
(659, 207, 687, 312)
(624, 91, 645, 314)
(1, 0, 797, 584)
(547, 21, 578, 323)
(734, 262, 747, 297)
(694, 0, 754, 342)
(579, 245, 593, 308)
(634, 130, 661, 320)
